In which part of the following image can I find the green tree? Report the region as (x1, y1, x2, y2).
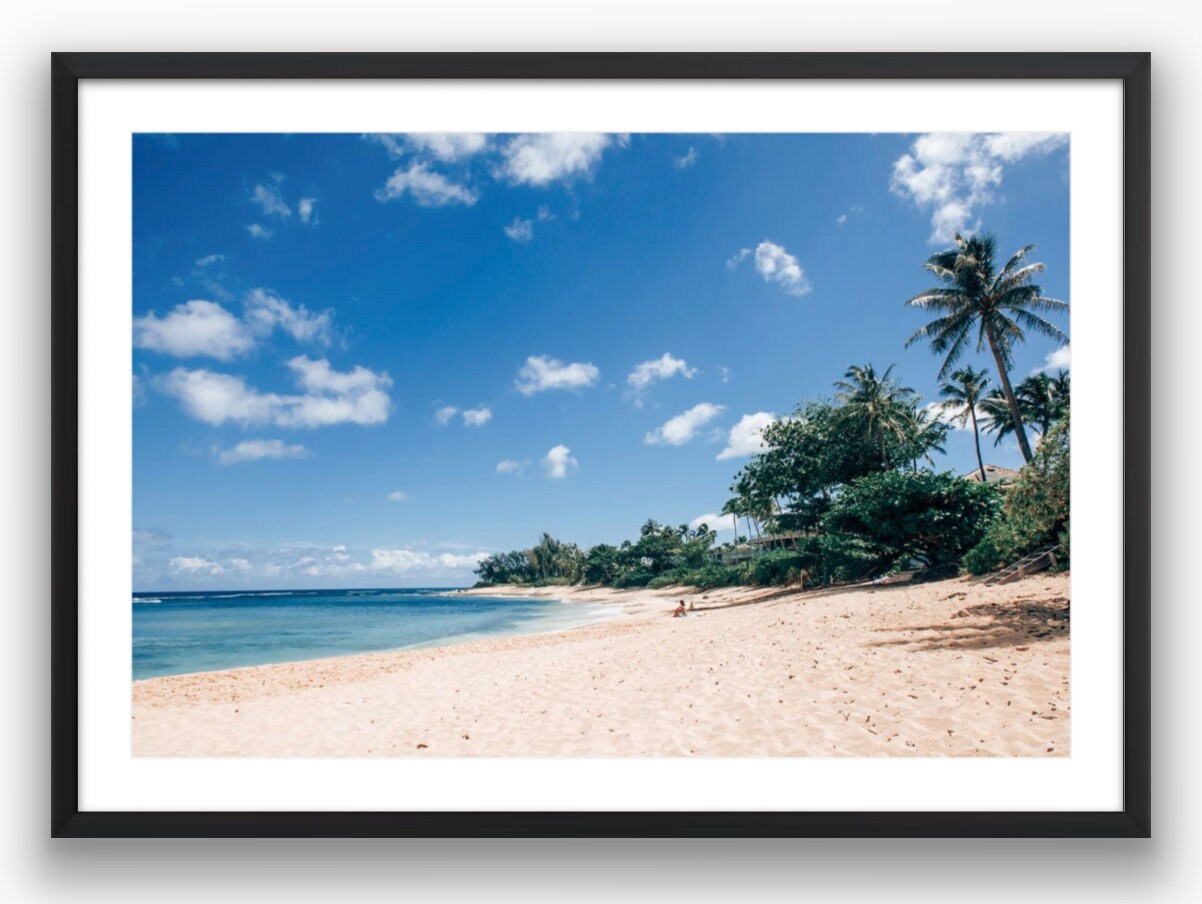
(582, 543, 620, 585)
(938, 365, 992, 482)
(824, 470, 1002, 573)
(834, 363, 917, 468)
(905, 233, 1068, 463)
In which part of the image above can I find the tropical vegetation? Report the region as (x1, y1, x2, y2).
(475, 230, 1070, 592)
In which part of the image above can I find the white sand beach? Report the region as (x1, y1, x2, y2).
(132, 573, 1069, 757)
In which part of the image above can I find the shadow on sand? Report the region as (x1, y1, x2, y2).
(868, 596, 1070, 653)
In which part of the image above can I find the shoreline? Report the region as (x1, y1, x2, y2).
(133, 573, 1069, 757)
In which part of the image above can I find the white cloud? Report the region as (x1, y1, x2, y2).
(716, 411, 776, 460)
(626, 353, 697, 404)
(170, 555, 224, 576)
(836, 214, 848, 225)
(133, 300, 255, 360)
(370, 133, 490, 162)
(515, 355, 600, 395)
(504, 217, 534, 242)
(368, 548, 489, 575)
(435, 405, 459, 425)
(645, 403, 726, 447)
(195, 253, 224, 267)
(537, 205, 555, 222)
(386, 490, 410, 502)
(498, 133, 614, 186)
(689, 513, 735, 534)
(218, 438, 311, 465)
(461, 406, 492, 427)
(246, 223, 273, 240)
(922, 400, 983, 432)
(156, 356, 392, 429)
(754, 241, 812, 297)
(132, 373, 146, 407)
(496, 458, 529, 475)
(542, 444, 578, 479)
(1039, 344, 1072, 373)
(374, 162, 479, 207)
(228, 558, 253, 573)
(243, 288, 334, 345)
(407, 133, 490, 161)
(250, 181, 292, 218)
(675, 147, 698, 169)
(891, 132, 1068, 243)
(298, 198, 318, 224)
(726, 247, 751, 270)
(719, 366, 731, 384)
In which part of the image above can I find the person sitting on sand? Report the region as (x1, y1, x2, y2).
(673, 601, 687, 618)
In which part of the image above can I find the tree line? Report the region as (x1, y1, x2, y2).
(474, 231, 1070, 590)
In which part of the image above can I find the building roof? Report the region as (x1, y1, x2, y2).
(964, 464, 1021, 484)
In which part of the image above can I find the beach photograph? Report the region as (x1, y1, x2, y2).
(131, 131, 1070, 758)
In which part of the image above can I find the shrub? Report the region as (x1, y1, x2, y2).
(964, 414, 1070, 575)
(751, 550, 807, 586)
(823, 470, 1001, 574)
(612, 570, 654, 589)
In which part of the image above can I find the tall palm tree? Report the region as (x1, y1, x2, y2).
(905, 233, 1068, 463)
(834, 363, 917, 468)
(938, 365, 991, 482)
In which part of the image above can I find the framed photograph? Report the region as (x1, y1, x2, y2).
(52, 52, 1150, 837)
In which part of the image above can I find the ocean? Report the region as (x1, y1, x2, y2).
(132, 588, 613, 680)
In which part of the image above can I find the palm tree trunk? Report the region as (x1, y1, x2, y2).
(969, 406, 987, 483)
(985, 329, 1034, 462)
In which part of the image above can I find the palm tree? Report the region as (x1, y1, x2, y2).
(938, 366, 991, 482)
(834, 363, 916, 468)
(905, 233, 1068, 463)
(981, 371, 1070, 451)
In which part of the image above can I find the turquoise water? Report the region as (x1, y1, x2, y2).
(132, 588, 611, 680)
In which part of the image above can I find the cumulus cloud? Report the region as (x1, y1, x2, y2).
(369, 133, 490, 162)
(218, 438, 311, 465)
(134, 300, 255, 360)
(435, 405, 459, 425)
(726, 248, 751, 270)
(246, 223, 273, 240)
(156, 356, 392, 429)
(496, 458, 529, 475)
(195, 253, 224, 267)
(645, 403, 726, 447)
(626, 353, 697, 405)
(170, 544, 489, 582)
(243, 288, 334, 345)
(716, 411, 776, 460)
(170, 555, 224, 576)
(498, 133, 614, 186)
(504, 217, 534, 242)
(542, 444, 578, 479)
(891, 132, 1068, 243)
(386, 490, 410, 502)
(250, 180, 292, 218)
(675, 147, 698, 169)
(1039, 344, 1072, 373)
(461, 406, 492, 427)
(368, 548, 489, 574)
(298, 198, 318, 224)
(922, 400, 983, 432)
(515, 355, 600, 395)
(754, 242, 811, 296)
(374, 162, 479, 207)
(689, 513, 735, 534)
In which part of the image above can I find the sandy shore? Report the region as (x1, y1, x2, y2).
(132, 573, 1069, 757)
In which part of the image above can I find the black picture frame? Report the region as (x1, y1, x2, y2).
(51, 51, 1151, 839)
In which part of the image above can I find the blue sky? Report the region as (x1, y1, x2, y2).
(132, 132, 1070, 589)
